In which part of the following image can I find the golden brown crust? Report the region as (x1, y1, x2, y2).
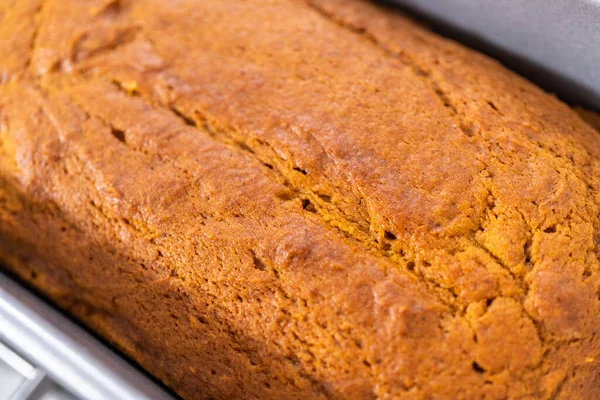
(1, 0, 599, 399)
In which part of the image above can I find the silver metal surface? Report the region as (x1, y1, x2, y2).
(0, 332, 67, 400)
(9, 369, 48, 400)
(0, 341, 36, 379)
(391, 0, 600, 109)
(0, 350, 26, 399)
(0, 272, 175, 400)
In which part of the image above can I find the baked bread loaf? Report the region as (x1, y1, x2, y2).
(1, 0, 600, 398)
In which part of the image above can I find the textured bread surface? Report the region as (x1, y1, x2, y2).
(1, 0, 600, 399)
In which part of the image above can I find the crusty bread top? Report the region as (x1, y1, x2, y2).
(1, 0, 600, 398)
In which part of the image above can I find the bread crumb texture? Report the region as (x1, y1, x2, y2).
(1, 0, 600, 399)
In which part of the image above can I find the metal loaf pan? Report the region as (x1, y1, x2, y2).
(0, 272, 176, 400)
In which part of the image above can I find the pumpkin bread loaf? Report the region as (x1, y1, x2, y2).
(1, 0, 600, 398)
